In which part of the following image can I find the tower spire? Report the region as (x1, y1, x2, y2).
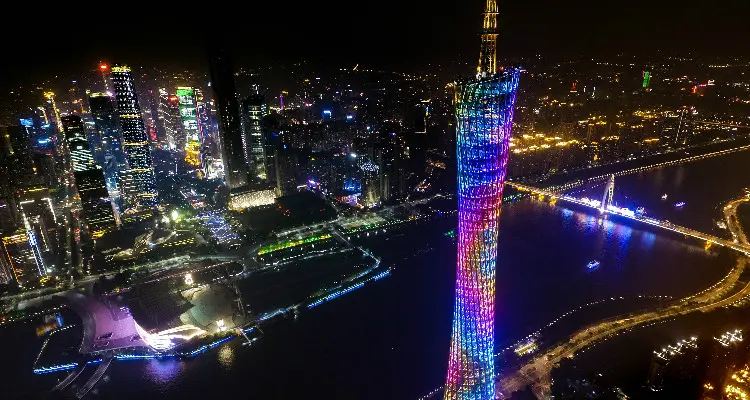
(478, 0, 498, 76)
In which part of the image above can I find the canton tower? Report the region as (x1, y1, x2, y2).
(444, 0, 520, 399)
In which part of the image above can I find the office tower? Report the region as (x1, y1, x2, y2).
(444, 1, 521, 399)
(98, 63, 113, 94)
(176, 87, 203, 170)
(1, 232, 40, 286)
(0, 126, 37, 197)
(241, 94, 267, 179)
(415, 99, 430, 135)
(15, 187, 58, 284)
(377, 129, 408, 204)
(69, 81, 87, 114)
(358, 159, 380, 208)
(157, 89, 181, 150)
(195, 89, 212, 145)
(111, 64, 158, 209)
(642, 71, 652, 89)
(61, 115, 117, 237)
(61, 115, 96, 172)
(208, 46, 248, 188)
(89, 93, 126, 212)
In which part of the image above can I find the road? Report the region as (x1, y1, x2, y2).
(497, 258, 750, 398)
(724, 196, 750, 245)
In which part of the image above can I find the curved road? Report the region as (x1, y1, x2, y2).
(497, 196, 750, 398)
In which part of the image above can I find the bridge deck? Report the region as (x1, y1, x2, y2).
(508, 182, 750, 256)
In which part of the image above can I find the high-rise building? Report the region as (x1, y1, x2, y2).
(1, 231, 40, 286)
(0, 126, 36, 197)
(240, 94, 267, 179)
(208, 46, 248, 189)
(444, 1, 521, 399)
(61, 115, 96, 172)
(176, 87, 202, 170)
(14, 187, 58, 284)
(376, 128, 408, 204)
(89, 92, 126, 187)
(111, 64, 158, 209)
(61, 115, 117, 238)
(157, 89, 181, 150)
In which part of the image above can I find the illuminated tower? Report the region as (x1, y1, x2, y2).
(444, 1, 520, 399)
(240, 94, 267, 179)
(176, 87, 203, 172)
(157, 89, 180, 150)
(111, 65, 159, 209)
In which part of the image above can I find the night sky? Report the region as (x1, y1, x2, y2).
(1, 0, 748, 87)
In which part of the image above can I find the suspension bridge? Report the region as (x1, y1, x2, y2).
(507, 176, 750, 256)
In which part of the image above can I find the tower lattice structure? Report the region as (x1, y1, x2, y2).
(444, 1, 521, 399)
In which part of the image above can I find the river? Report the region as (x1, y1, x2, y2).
(5, 149, 750, 399)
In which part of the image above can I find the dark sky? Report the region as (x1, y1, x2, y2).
(1, 0, 748, 87)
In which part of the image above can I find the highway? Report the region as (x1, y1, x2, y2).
(724, 196, 750, 245)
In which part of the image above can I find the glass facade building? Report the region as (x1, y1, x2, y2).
(209, 47, 247, 189)
(240, 94, 267, 179)
(61, 115, 117, 238)
(111, 65, 158, 209)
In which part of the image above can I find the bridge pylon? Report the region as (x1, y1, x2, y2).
(600, 174, 615, 212)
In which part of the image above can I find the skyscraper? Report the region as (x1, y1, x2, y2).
(208, 46, 248, 189)
(0, 126, 36, 197)
(61, 115, 96, 172)
(444, 1, 521, 399)
(111, 65, 158, 209)
(240, 94, 267, 179)
(176, 87, 202, 170)
(89, 93, 126, 174)
(61, 115, 117, 238)
(157, 89, 180, 150)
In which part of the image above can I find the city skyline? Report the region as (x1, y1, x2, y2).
(2, 2, 750, 399)
(1, 1, 749, 90)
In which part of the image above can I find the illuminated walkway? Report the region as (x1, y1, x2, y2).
(507, 182, 750, 256)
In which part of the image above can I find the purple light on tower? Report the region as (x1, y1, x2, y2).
(443, 1, 521, 399)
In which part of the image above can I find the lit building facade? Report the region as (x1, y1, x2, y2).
(1, 232, 39, 286)
(15, 187, 58, 283)
(89, 93, 125, 210)
(111, 65, 158, 209)
(61, 115, 117, 238)
(176, 87, 202, 170)
(61, 115, 96, 172)
(0, 126, 37, 197)
(157, 89, 180, 150)
(241, 94, 267, 179)
(444, 1, 521, 399)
